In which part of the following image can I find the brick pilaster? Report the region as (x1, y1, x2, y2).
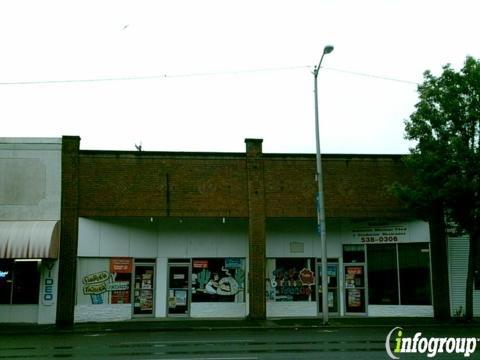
(56, 136, 80, 327)
(245, 138, 266, 319)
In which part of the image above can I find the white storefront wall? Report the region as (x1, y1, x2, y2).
(448, 235, 480, 317)
(0, 138, 61, 324)
(76, 217, 248, 322)
(266, 219, 433, 318)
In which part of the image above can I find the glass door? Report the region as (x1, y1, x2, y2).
(167, 264, 190, 316)
(133, 263, 155, 316)
(344, 265, 366, 313)
(318, 262, 339, 314)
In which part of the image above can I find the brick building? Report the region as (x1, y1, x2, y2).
(3, 136, 468, 325)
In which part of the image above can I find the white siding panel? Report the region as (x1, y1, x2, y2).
(129, 222, 157, 258)
(190, 303, 246, 318)
(74, 304, 131, 322)
(267, 302, 317, 317)
(448, 236, 480, 317)
(78, 218, 101, 256)
(99, 221, 130, 256)
(0, 305, 38, 323)
(367, 305, 433, 317)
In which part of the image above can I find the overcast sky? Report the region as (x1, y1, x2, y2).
(1, 0, 478, 154)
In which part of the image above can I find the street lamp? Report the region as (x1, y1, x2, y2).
(313, 44, 333, 325)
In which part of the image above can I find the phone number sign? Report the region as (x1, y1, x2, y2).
(351, 224, 407, 244)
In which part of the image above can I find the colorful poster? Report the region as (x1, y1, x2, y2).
(193, 260, 209, 268)
(347, 266, 363, 275)
(175, 290, 187, 306)
(348, 289, 361, 308)
(139, 290, 153, 310)
(110, 258, 133, 273)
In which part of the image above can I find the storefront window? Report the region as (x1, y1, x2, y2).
(77, 257, 132, 305)
(0, 259, 40, 304)
(266, 258, 316, 302)
(344, 265, 366, 312)
(191, 258, 245, 303)
(0, 260, 13, 304)
(367, 244, 399, 305)
(398, 243, 431, 305)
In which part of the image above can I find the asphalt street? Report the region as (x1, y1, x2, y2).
(1, 325, 480, 360)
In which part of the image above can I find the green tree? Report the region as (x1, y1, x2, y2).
(395, 56, 480, 320)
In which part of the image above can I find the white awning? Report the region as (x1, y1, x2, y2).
(0, 221, 60, 259)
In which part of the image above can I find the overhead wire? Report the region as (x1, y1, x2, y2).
(0, 64, 419, 86)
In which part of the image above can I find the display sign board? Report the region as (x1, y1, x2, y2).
(225, 258, 242, 268)
(193, 260, 209, 268)
(351, 222, 408, 244)
(110, 258, 133, 273)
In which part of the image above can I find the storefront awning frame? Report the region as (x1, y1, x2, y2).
(0, 221, 60, 259)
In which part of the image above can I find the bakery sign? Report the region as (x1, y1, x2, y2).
(351, 222, 408, 244)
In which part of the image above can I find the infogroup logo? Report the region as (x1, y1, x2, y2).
(385, 327, 479, 359)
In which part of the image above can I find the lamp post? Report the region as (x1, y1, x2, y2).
(313, 44, 333, 325)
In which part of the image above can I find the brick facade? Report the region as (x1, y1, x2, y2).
(77, 153, 408, 219)
(57, 136, 80, 327)
(57, 137, 449, 325)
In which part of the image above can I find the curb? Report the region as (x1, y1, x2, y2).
(2, 320, 478, 336)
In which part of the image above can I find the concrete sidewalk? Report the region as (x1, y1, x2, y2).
(1, 317, 478, 335)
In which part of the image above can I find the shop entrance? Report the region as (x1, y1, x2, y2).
(344, 264, 366, 314)
(133, 262, 155, 316)
(167, 263, 190, 316)
(317, 261, 339, 315)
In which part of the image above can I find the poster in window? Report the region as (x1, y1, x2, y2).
(191, 258, 245, 303)
(139, 290, 153, 310)
(268, 258, 316, 302)
(168, 290, 176, 308)
(328, 291, 334, 308)
(175, 290, 187, 306)
(348, 289, 361, 308)
(193, 260, 208, 268)
(345, 273, 355, 288)
(141, 272, 152, 289)
(110, 258, 133, 273)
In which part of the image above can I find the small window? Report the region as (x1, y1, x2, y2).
(343, 245, 365, 263)
(474, 271, 480, 290)
(0, 260, 13, 304)
(0, 259, 40, 304)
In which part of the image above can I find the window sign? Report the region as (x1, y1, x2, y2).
(225, 258, 242, 268)
(266, 258, 316, 302)
(193, 260, 209, 269)
(191, 258, 245, 303)
(42, 260, 55, 306)
(110, 258, 133, 273)
(78, 258, 132, 305)
(348, 289, 362, 308)
(345, 266, 364, 288)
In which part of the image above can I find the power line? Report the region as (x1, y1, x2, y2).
(322, 66, 419, 85)
(0, 64, 419, 86)
(0, 65, 310, 86)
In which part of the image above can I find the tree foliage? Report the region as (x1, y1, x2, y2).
(394, 56, 480, 319)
